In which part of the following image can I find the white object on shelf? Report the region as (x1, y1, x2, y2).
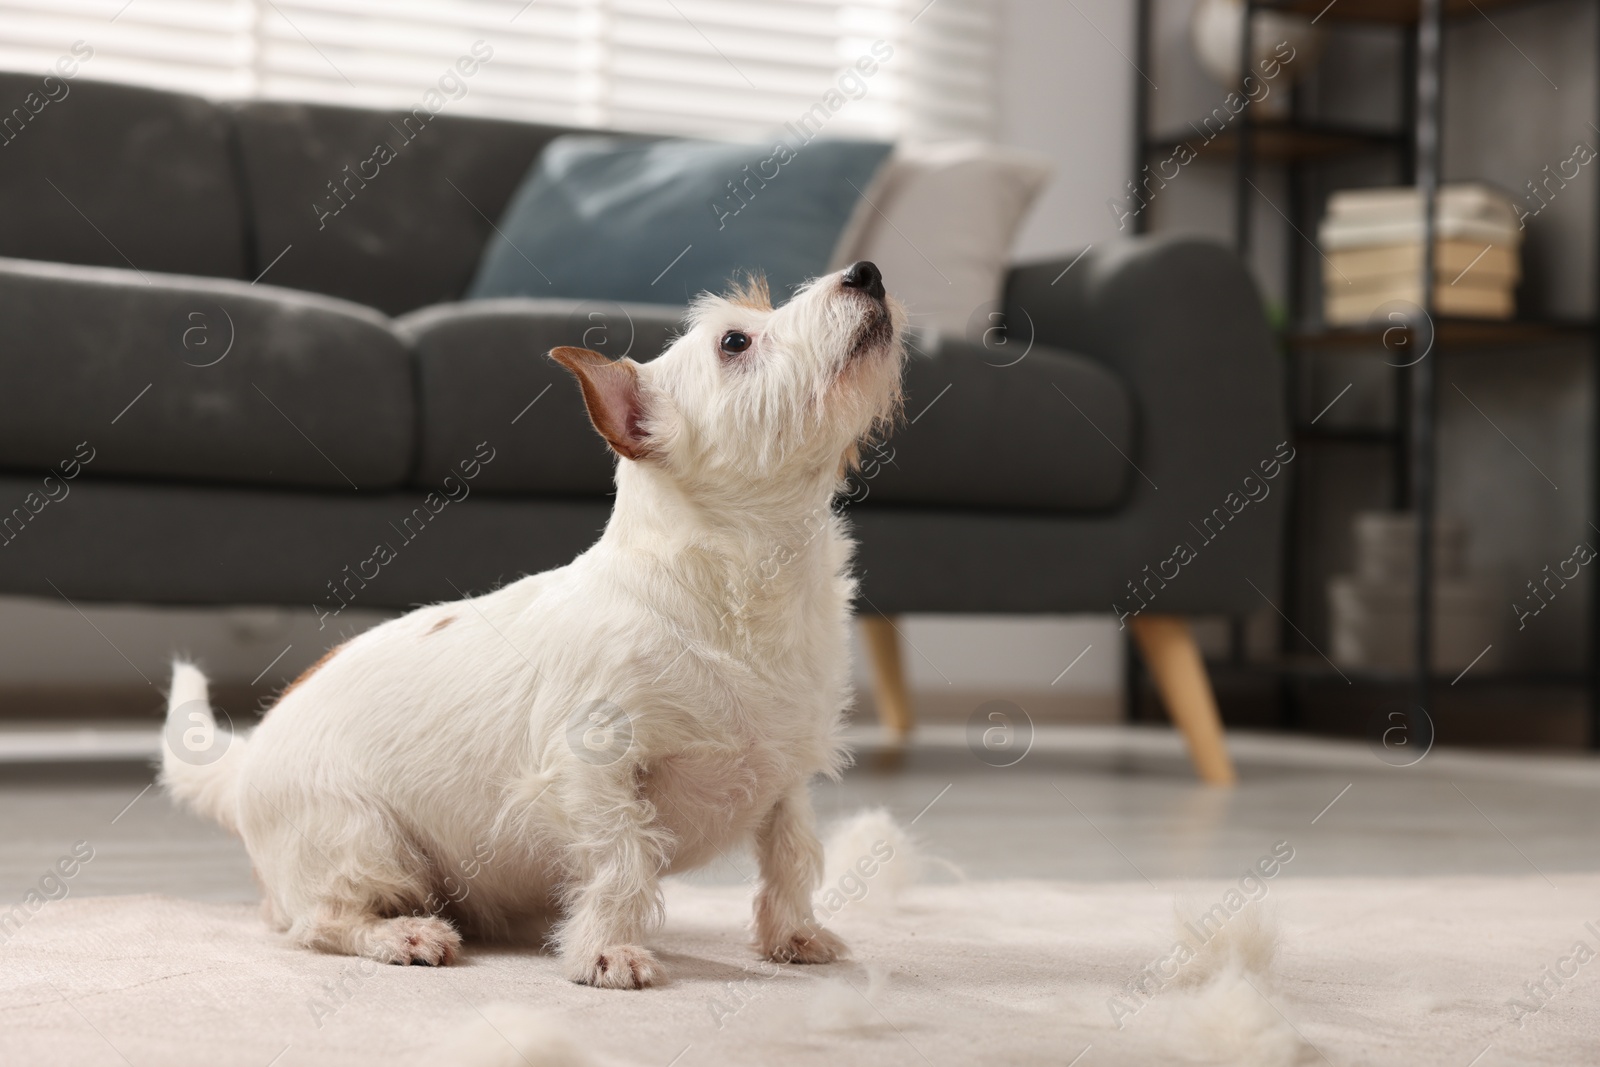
(1319, 183, 1522, 249)
(1190, 0, 1323, 117)
(1325, 183, 1520, 225)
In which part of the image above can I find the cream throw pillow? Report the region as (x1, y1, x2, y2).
(829, 142, 1052, 335)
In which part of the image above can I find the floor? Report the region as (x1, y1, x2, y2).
(3, 723, 1597, 904)
(6, 724, 1600, 1067)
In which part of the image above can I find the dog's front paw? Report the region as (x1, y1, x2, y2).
(362, 916, 462, 966)
(764, 926, 847, 965)
(569, 945, 660, 989)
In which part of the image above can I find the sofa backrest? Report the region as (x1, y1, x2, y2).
(0, 70, 588, 314)
(0, 73, 247, 280)
(231, 102, 579, 315)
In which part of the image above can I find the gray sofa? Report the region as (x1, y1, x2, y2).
(0, 75, 1286, 781)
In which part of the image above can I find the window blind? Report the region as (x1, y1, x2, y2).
(0, 0, 994, 139)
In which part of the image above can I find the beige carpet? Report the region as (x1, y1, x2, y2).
(2, 876, 1596, 1066)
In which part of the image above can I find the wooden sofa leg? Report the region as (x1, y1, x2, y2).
(860, 615, 914, 740)
(1129, 615, 1237, 786)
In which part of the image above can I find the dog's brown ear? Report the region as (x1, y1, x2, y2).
(550, 346, 653, 461)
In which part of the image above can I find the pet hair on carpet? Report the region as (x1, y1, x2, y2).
(1165, 902, 1307, 1067)
(442, 1005, 600, 1067)
(803, 963, 891, 1035)
(821, 806, 948, 912)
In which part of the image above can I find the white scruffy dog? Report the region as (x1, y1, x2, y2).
(161, 261, 905, 989)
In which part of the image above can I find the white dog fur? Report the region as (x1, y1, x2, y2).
(161, 264, 906, 989)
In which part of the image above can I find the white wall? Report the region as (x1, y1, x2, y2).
(999, 0, 1137, 261)
(848, 614, 1119, 702)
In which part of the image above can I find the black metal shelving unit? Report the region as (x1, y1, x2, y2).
(1130, 0, 1600, 745)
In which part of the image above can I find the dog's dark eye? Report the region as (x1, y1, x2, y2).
(719, 330, 752, 357)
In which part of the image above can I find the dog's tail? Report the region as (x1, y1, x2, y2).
(159, 660, 246, 834)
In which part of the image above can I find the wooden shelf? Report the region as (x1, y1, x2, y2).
(1294, 424, 1402, 444)
(1260, 0, 1557, 25)
(1287, 318, 1594, 350)
(1229, 656, 1586, 687)
(1146, 122, 1403, 164)
(1133, 0, 1600, 744)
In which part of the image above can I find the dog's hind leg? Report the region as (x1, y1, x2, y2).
(297, 904, 462, 966)
(275, 864, 465, 966)
(752, 784, 845, 964)
(243, 792, 462, 966)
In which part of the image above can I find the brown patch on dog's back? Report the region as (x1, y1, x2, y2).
(427, 615, 455, 634)
(266, 642, 345, 716)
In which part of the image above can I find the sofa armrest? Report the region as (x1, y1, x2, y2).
(1003, 236, 1290, 613)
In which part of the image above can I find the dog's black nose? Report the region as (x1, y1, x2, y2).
(841, 260, 885, 300)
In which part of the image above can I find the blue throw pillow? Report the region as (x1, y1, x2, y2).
(467, 135, 893, 306)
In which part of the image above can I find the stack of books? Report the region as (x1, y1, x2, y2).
(1319, 183, 1521, 324)
(1328, 511, 1502, 673)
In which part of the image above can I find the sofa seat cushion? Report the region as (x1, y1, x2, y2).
(0, 257, 415, 490)
(858, 337, 1137, 513)
(398, 298, 687, 495)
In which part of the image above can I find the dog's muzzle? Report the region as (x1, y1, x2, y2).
(840, 261, 893, 359)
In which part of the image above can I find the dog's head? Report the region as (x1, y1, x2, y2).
(551, 261, 905, 499)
